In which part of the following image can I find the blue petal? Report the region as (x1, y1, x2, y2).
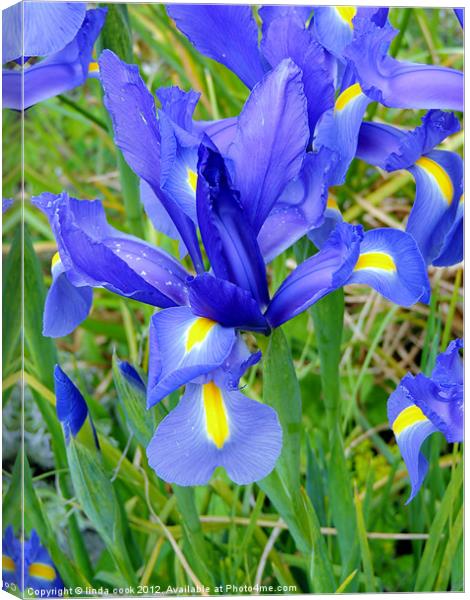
(147, 379, 282, 486)
(433, 198, 463, 267)
(2, 526, 19, 588)
(43, 256, 93, 338)
(347, 228, 430, 306)
(197, 146, 270, 308)
(54, 365, 88, 444)
(387, 382, 438, 503)
(156, 86, 200, 131)
(432, 338, 463, 386)
(117, 360, 147, 392)
(259, 5, 312, 33)
(99, 50, 203, 272)
(167, 5, 266, 89)
(24, 531, 63, 593)
(2, 198, 13, 213)
(313, 83, 371, 184)
(192, 117, 238, 155)
(147, 306, 236, 407)
(345, 18, 463, 111)
(3, 2, 87, 63)
(188, 274, 269, 332)
(308, 197, 344, 250)
(260, 12, 335, 135)
(3, 9, 106, 111)
(312, 7, 356, 59)
(266, 222, 363, 327)
(454, 9, 464, 28)
(407, 150, 463, 264)
(227, 58, 309, 232)
(257, 148, 337, 262)
(33, 192, 190, 308)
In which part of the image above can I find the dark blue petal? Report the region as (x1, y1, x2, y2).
(167, 5, 266, 89)
(266, 222, 363, 327)
(197, 146, 270, 308)
(347, 228, 430, 306)
(227, 59, 309, 232)
(258, 148, 337, 262)
(454, 8, 464, 28)
(188, 273, 269, 333)
(54, 365, 88, 444)
(147, 306, 236, 407)
(99, 50, 203, 272)
(260, 13, 335, 135)
(3, 2, 87, 63)
(345, 18, 463, 111)
(3, 9, 106, 110)
(117, 360, 146, 392)
(147, 379, 282, 486)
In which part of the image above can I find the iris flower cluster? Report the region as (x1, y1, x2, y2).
(28, 6, 463, 495)
(2, 526, 63, 596)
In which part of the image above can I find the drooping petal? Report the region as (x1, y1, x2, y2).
(266, 222, 363, 327)
(167, 5, 266, 89)
(387, 381, 439, 503)
(347, 228, 430, 306)
(147, 306, 236, 407)
(43, 253, 93, 338)
(3, 9, 106, 111)
(147, 378, 282, 486)
(227, 59, 309, 232)
(406, 150, 463, 265)
(260, 13, 335, 135)
(99, 50, 203, 272)
(188, 274, 269, 332)
(2, 2, 87, 63)
(197, 146, 270, 308)
(313, 82, 371, 184)
(345, 18, 463, 111)
(257, 148, 338, 262)
(33, 192, 190, 309)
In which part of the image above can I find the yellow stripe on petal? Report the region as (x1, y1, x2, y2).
(415, 156, 453, 204)
(203, 382, 229, 448)
(354, 252, 396, 272)
(185, 317, 216, 352)
(28, 563, 56, 581)
(88, 61, 99, 74)
(187, 169, 198, 193)
(335, 83, 362, 112)
(335, 6, 356, 28)
(2, 555, 15, 572)
(327, 196, 339, 210)
(51, 251, 61, 268)
(392, 405, 428, 437)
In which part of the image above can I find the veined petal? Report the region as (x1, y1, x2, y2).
(313, 83, 371, 184)
(99, 50, 203, 272)
(260, 13, 335, 135)
(345, 18, 463, 111)
(197, 146, 270, 308)
(147, 307, 236, 407)
(2, 2, 87, 63)
(3, 9, 106, 111)
(347, 228, 430, 306)
(167, 5, 266, 89)
(227, 59, 309, 232)
(407, 150, 463, 264)
(43, 254, 93, 338)
(147, 379, 282, 486)
(266, 222, 363, 327)
(258, 148, 338, 262)
(33, 192, 190, 309)
(387, 382, 438, 503)
(188, 274, 269, 333)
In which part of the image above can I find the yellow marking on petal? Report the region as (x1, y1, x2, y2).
(185, 317, 216, 352)
(327, 196, 339, 210)
(51, 251, 61, 268)
(203, 382, 229, 448)
(28, 563, 56, 581)
(415, 156, 453, 204)
(460, 194, 464, 204)
(392, 405, 428, 437)
(88, 61, 99, 74)
(335, 6, 357, 28)
(335, 83, 362, 112)
(354, 252, 397, 272)
(187, 169, 198, 193)
(2, 555, 15, 572)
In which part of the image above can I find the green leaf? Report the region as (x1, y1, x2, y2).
(354, 489, 376, 592)
(2, 225, 22, 378)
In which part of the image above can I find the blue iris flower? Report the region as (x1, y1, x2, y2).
(2, 3, 106, 110)
(356, 110, 463, 266)
(2, 526, 63, 596)
(35, 50, 431, 486)
(387, 339, 463, 503)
